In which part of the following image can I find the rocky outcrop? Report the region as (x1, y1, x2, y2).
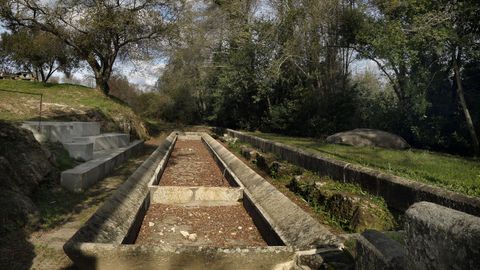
(0, 121, 57, 235)
(326, 129, 410, 149)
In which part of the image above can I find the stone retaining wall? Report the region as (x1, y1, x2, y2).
(357, 202, 480, 269)
(405, 202, 480, 269)
(226, 129, 480, 216)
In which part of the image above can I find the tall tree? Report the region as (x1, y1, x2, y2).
(353, 0, 480, 155)
(0, 0, 182, 95)
(1, 28, 79, 82)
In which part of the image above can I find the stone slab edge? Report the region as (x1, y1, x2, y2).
(226, 129, 480, 216)
(148, 132, 178, 186)
(65, 243, 296, 270)
(405, 201, 480, 269)
(150, 186, 243, 205)
(63, 132, 178, 262)
(355, 230, 407, 270)
(201, 132, 341, 249)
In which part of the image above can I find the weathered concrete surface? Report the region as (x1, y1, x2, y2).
(150, 186, 243, 206)
(62, 141, 94, 161)
(355, 230, 407, 270)
(203, 134, 341, 249)
(405, 202, 480, 270)
(61, 140, 143, 192)
(22, 121, 100, 143)
(72, 133, 130, 151)
(226, 129, 480, 217)
(326, 128, 410, 149)
(66, 244, 296, 270)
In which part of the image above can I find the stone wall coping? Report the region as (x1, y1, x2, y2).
(226, 129, 480, 216)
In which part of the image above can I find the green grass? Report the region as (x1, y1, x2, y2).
(248, 131, 480, 197)
(0, 80, 147, 136)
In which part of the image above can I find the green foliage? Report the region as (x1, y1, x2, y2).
(0, 29, 79, 82)
(0, 0, 181, 94)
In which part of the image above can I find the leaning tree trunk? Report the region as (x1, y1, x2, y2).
(453, 55, 480, 157)
(95, 76, 110, 96)
(87, 56, 113, 96)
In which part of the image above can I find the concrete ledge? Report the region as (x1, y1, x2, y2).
(405, 202, 480, 269)
(226, 129, 480, 216)
(61, 140, 143, 192)
(202, 133, 340, 248)
(65, 243, 296, 270)
(150, 186, 243, 206)
(72, 133, 130, 151)
(355, 230, 407, 270)
(62, 141, 94, 161)
(22, 121, 100, 142)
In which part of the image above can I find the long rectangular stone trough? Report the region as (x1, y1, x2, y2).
(64, 132, 343, 269)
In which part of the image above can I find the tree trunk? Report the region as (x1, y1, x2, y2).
(95, 75, 110, 96)
(453, 55, 479, 156)
(39, 69, 46, 83)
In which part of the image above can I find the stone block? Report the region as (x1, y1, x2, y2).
(355, 230, 407, 270)
(72, 133, 130, 151)
(405, 202, 480, 270)
(150, 186, 243, 206)
(62, 141, 94, 161)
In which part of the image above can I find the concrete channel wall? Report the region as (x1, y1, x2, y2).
(226, 129, 480, 216)
(64, 132, 177, 265)
(64, 132, 342, 269)
(202, 134, 341, 249)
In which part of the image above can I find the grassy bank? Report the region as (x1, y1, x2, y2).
(0, 80, 148, 138)
(247, 131, 480, 197)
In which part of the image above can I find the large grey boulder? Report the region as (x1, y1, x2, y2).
(326, 128, 410, 149)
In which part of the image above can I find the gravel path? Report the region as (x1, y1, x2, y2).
(136, 204, 266, 247)
(159, 140, 230, 187)
(140, 139, 267, 247)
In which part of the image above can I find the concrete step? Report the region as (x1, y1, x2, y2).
(61, 140, 143, 192)
(22, 121, 100, 143)
(72, 133, 130, 151)
(62, 141, 94, 161)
